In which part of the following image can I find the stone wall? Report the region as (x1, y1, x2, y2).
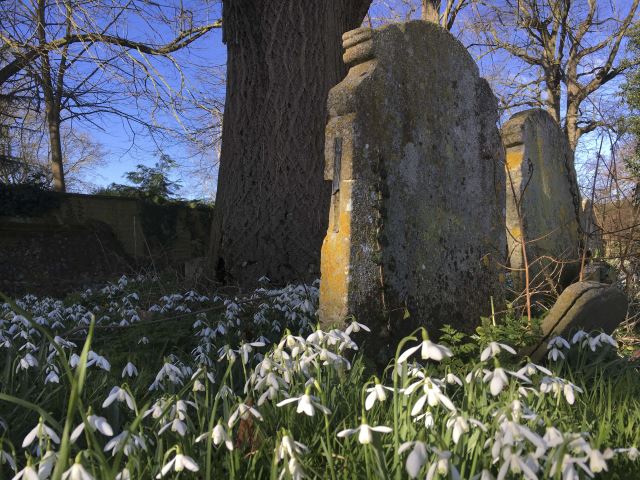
(318, 21, 506, 359)
(0, 190, 213, 295)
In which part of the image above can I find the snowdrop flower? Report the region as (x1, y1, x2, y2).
(594, 332, 617, 349)
(543, 427, 564, 448)
(71, 415, 114, 442)
(414, 410, 435, 429)
(103, 431, 147, 457)
(228, 402, 263, 428)
(62, 460, 94, 480)
(443, 373, 463, 386)
(426, 449, 459, 480)
(115, 468, 131, 480)
(16, 353, 38, 372)
(12, 464, 38, 480)
(0, 449, 16, 472)
(446, 415, 469, 444)
(571, 330, 588, 345)
(276, 390, 331, 416)
(121, 362, 138, 378)
(345, 320, 370, 336)
(547, 335, 569, 360)
(337, 420, 392, 445)
(588, 447, 613, 473)
(483, 368, 509, 396)
(45, 369, 60, 384)
(480, 341, 516, 361)
(406, 377, 456, 414)
(87, 351, 110, 371)
(397, 336, 453, 364)
(238, 341, 265, 364)
(138, 336, 149, 345)
(156, 452, 199, 478)
(399, 441, 428, 478)
(365, 381, 394, 410)
(278, 434, 309, 460)
(539, 376, 583, 405)
(38, 450, 57, 478)
(158, 418, 188, 437)
(615, 446, 640, 461)
(22, 418, 60, 448)
(548, 346, 565, 361)
(102, 386, 136, 411)
(549, 453, 590, 480)
(196, 422, 233, 451)
(497, 447, 539, 480)
(516, 362, 552, 377)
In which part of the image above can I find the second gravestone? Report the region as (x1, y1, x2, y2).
(502, 109, 582, 296)
(318, 21, 506, 360)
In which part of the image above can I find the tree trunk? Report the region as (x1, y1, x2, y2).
(211, 0, 371, 287)
(421, 0, 440, 23)
(47, 110, 66, 192)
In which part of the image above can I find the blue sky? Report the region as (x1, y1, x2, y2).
(80, 1, 636, 199)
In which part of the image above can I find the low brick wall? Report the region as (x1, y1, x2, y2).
(0, 190, 213, 295)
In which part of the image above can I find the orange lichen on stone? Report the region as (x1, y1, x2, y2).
(319, 181, 353, 325)
(505, 146, 524, 170)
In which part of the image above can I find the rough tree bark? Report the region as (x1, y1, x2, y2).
(421, 0, 440, 22)
(211, 0, 371, 287)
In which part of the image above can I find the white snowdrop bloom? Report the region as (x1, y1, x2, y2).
(103, 431, 147, 457)
(115, 468, 131, 480)
(543, 427, 564, 448)
(480, 341, 516, 361)
(87, 351, 110, 371)
(548, 347, 565, 361)
(571, 330, 588, 345)
(483, 367, 529, 396)
(407, 377, 456, 414)
(11, 465, 38, 480)
(158, 418, 187, 436)
(278, 435, 309, 460)
(16, 353, 38, 372)
(22, 419, 60, 448)
(196, 422, 234, 451)
(397, 339, 453, 364)
(365, 383, 394, 410)
(61, 461, 94, 480)
(70, 415, 114, 442)
(337, 421, 392, 445)
(446, 415, 469, 444)
(497, 447, 539, 480)
(548, 336, 570, 349)
(465, 368, 485, 384)
(156, 452, 199, 478)
(102, 386, 136, 411)
(399, 441, 428, 478)
(69, 354, 80, 368)
(344, 320, 370, 336)
(276, 392, 331, 416)
(426, 449, 459, 480)
(285, 457, 305, 480)
(414, 410, 435, 429)
(138, 336, 150, 344)
(539, 377, 582, 405)
(228, 402, 263, 428)
(443, 373, 463, 386)
(45, 369, 60, 384)
(38, 450, 57, 478)
(238, 341, 265, 364)
(516, 363, 552, 377)
(549, 453, 591, 480)
(588, 447, 613, 473)
(596, 332, 617, 348)
(121, 362, 138, 378)
(0, 449, 16, 472)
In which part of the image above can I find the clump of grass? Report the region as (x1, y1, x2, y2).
(1, 274, 639, 479)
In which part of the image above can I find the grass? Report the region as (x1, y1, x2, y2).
(1, 274, 639, 479)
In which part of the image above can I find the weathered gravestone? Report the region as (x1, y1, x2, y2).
(528, 281, 628, 361)
(502, 109, 582, 295)
(318, 21, 506, 359)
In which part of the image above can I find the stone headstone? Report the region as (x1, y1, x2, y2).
(318, 21, 506, 359)
(529, 281, 628, 361)
(502, 109, 582, 294)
